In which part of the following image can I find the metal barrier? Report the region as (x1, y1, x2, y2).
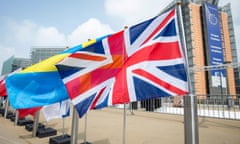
(117, 95, 240, 120)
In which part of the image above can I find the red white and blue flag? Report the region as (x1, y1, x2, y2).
(0, 75, 7, 96)
(1, 68, 22, 97)
(56, 8, 189, 117)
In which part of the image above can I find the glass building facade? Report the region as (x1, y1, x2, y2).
(1, 56, 14, 75)
(180, 0, 238, 97)
(12, 58, 31, 71)
(1, 47, 67, 75)
(31, 47, 66, 64)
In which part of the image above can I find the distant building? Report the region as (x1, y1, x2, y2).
(1, 56, 31, 75)
(12, 58, 31, 71)
(221, 3, 240, 95)
(31, 47, 66, 64)
(1, 56, 14, 75)
(1, 47, 67, 75)
(235, 66, 240, 95)
(180, 0, 238, 97)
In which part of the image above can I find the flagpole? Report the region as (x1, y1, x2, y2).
(83, 114, 87, 143)
(0, 97, 3, 108)
(123, 104, 126, 144)
(176, 1, 199, 144)
(62, 117, 65, 136)
(71, 107, 79, 144)
(122, 26, 128, 144)
(32, 110, 40, 137)
(14, 110, 19, 125)
(81, 114, 91, 144)
(4, 97, 9, 118)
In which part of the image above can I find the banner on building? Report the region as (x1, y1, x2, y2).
(204, 3, 225, 88)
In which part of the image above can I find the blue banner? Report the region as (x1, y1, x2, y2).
(204, 3, 225, 88)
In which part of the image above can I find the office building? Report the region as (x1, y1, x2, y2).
(31, 47, 66, 64)
(1, 47, 67, 75)
(1, 56, 15, 75)
(180, 0, 238, 98)
(221, 3, 240, 95)
(1, 57, 31, 75)
(12, 58, 31, 71)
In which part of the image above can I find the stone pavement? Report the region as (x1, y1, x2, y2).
(0, 108, 240, 144)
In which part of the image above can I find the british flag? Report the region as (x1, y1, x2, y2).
(56, 8, 189, 117)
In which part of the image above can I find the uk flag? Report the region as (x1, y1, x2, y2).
(56, 8, 189, 117)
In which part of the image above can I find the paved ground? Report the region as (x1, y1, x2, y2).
(0, 108, 240, 144)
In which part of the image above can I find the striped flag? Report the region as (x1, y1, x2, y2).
(57, 8, 189, 117)
(0, 75, 7, 96)
(1, 68, 22, 97)
(42, 99, 71, 121)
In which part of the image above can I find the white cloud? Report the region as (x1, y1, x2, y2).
(0, 18, 114, 59)
(11, 20, 68, 47)
(67, 18, 114, 46)
(10, 20, 37, 45)
(1, 19, 69, 59)
(0, 20, 37, 65)
(104, 0, 173, 26)
(0, 17, 115, 73)
(33, 27, 67, 46)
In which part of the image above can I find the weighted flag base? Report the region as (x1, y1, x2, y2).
(13, 117, 24, 123)
(10, 115, 16, 121)
(80, 142, 91, 144)
(0, 108, 4, 116)
(25, 123, 45, 132)
(6, 112, 15, 119)
(37, 127, 57, 138)
(49, 134, 71, 144)
(17, 119, 34, 126)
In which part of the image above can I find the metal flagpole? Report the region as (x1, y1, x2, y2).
(176, 1, 199, 144)
(122, 104, 127, 144)
(81, 114, 91, 144)
(62, 117, 65, 136)
(0, 97, 3, 108)
(122, 26, 128, 144)
(4, 97, 9, 118)
(79, 38, 94, 144)
(84, 114, 87, 143)
(14, 110, 19, 125)
(32, 110, 40, 137)
(71, 108, 79, 144)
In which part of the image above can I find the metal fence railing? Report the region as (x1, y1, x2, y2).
(1, 94, 240, 120)
(117, 95, 240, 120)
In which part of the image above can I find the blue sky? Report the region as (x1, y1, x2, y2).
(0, 0, 239, 73)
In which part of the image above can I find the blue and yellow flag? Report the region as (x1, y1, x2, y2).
(6, 52, 70, 109)
(6, 36, 107, 109)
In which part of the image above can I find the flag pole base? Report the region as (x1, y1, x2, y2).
(80, 141, 91, 144)
(17, 119, 34, 126)
(49, 134, 71, 144)
(0, 108, 5, 116)
(25, 123, 45, 131)
(6, 111, 15, 119)
(36, 127, 57, 138)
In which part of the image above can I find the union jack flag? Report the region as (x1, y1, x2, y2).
(56, 8, 189, 117)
